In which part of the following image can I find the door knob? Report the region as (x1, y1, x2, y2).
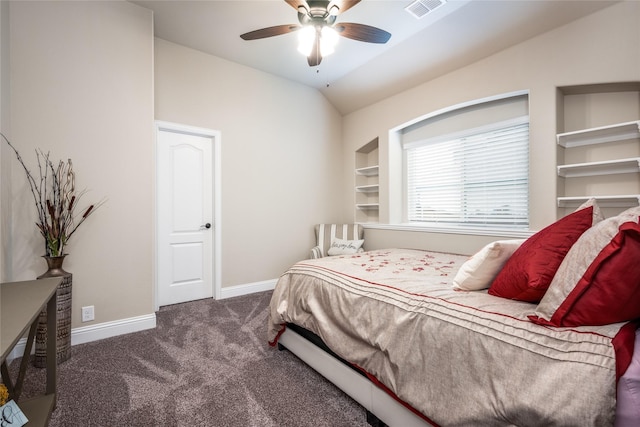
(201, 223, 212, 230)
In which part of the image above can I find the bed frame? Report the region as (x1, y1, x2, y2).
(277, 326, 433, 427)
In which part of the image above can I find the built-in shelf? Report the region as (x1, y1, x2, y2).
(355, 184, 379, 193)
(557, 195, 640, 208)
(557, 157, 640, 178)
(356, 203, 380, 210)
(355, 138, 380, 223)
(355, 165, 379, 176)
(556, 84, 640, 216)
(557, 120, 640, 148)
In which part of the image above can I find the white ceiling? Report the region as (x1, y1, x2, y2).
(131, 0, 617, 114)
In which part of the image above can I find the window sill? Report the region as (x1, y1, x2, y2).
(361, 223, 534, 239)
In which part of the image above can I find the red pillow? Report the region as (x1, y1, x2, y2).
(488, 201, 601, 302)
(530, 207, 640, 326)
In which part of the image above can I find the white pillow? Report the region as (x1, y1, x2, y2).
(327, 237, 364, 256)
(452, 239, 526, 291)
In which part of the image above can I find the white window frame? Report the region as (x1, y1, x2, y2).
(391, 92, 531, 236)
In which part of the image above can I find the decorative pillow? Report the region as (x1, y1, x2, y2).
(488, 199, 603, 302)
(327, 238, 364, 256)
(452, 239, 526, 291)
(530, 206, 640, 327)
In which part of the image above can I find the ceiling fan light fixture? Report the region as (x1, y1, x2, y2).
(297, 26, 316, 56)
(320, 26, 339, 56)
(244, 0, 389, 67)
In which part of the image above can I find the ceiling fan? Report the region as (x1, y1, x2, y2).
(240, 0, 391, 67)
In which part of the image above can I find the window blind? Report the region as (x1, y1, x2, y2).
(405, 117, 529, 229)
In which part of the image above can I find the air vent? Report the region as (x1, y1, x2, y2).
(405, 0, 446, 19)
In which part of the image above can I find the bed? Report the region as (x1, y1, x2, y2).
(267, 247, 640, 426)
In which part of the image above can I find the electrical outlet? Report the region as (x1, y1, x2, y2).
(82, 305, 95, 322)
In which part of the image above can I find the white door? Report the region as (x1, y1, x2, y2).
(157, 124, 215, 307)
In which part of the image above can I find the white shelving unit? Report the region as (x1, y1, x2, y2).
(355, 138, 379, 223)
(557, 195, 640, 208)
(355, 203, 379, 210)
(556, 84, 640, 213)
(355, 183, 380, 193)
(557, 157, 640, 178)
(557, 120, 640, 148)
(355, 165, 379, 177)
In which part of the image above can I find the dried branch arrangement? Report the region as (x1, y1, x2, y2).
(1, 133, 104, 257)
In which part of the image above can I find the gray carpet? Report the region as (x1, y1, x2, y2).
(14, 291, 370, 426)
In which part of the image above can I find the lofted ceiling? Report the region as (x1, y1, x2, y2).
(131, 0, 617, 114)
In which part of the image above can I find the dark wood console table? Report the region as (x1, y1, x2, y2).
(1, 278, 61, 426)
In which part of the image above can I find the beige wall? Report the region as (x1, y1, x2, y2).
(154, 39, 344, 287)
(8, 1, 155, 326)
(3, 0, 638, 330)
(344, 1, 640, 256)
(0, 0, 10, 282)
(5, 0, 343, 332)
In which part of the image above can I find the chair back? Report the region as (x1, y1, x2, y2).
(314, 224, 364, 257)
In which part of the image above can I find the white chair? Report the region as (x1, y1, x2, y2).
(310, 224, 365, 259)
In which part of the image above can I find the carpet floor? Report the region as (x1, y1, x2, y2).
(13, 291, 370, 426)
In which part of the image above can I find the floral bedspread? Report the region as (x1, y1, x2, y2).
(268, 249, 629, 426)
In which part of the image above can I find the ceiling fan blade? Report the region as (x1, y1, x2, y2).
(327, 0, 361, 15)
(335, 22, 391, 44)
(285, 0, 310, 12)
(307, 37, 322, 66)
(240, 24, 301, 40)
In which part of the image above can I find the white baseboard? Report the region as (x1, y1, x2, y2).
(71, 313, 156, 346)
(8, 313, 156, 361)
(219, 278, 277, 299)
